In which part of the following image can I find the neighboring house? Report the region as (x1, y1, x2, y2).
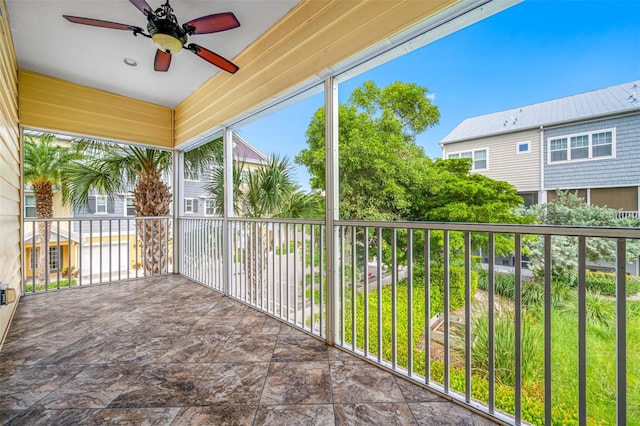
(22, 189, 79, 279)
(182, 132, 268, 217)
(440, 80, 640, 210)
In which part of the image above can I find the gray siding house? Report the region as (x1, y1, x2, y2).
(182, 132, 268, 217)
(440, 80, 640, 210)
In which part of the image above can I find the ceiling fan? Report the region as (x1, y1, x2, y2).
(63, 0, 240, 73)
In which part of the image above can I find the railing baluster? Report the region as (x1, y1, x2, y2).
(514, 233, 523, 425)
(544, 234, 552, 426)
(294, 223, 298, 325)
(616, 238, 627, 426)
(363, 226, 369, 358)
(578, 236, 587, 426)
(392, 228, 397, 370)
(443, 230, 450, 393)
(488, 232, 495, 413)
(320, 224, 325, 338)
(377, 227, 383, 365)
(407, 228, 413, 377)
(424, 228, 430, 384)
(351, 226, 356, 352)
(311, 224, 316, 333)
(464, 231, 471, 403)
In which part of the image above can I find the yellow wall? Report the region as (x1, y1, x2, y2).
(0, 0, 21, 349)
(19, 70, 173, 148)
(24, 243, 74, 280)
(175, 0, 457, 145)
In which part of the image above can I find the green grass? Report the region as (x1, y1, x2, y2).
(24, 278, 78, 292)
(339, 270, 637, 425)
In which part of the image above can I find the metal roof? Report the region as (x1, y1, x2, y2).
(440, 80, 640, 144)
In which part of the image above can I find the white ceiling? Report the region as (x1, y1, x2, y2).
(6, 0, 299, 108)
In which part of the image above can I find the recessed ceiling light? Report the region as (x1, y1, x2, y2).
(123, 57, 138, 67)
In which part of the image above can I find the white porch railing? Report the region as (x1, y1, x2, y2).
(179, 216, 640, 426)
(617, 211, 639, 219)
(22, 216, 172, 293)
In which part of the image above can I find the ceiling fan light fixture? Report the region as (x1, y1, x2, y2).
(152, 33, 183, 54)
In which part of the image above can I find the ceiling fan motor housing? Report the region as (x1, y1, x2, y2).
(148, 18, 187, 54)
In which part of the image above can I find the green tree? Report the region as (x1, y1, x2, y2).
(65, 138, 221, 275)
(205, 154, 322, 219)
(296, 81, 525, 268)
(517, 190, 640, 276)
(296, 81, 438, 220)
(23, 134, 80, 283)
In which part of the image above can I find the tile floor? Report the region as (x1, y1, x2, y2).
(0, 276, 498, 425)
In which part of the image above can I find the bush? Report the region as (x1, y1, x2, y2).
(467, 308, 543, 387)
(585, 272, 640, 297)
(414, 264, 478, 313)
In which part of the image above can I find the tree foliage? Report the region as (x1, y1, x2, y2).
(296, 80, 523, 225)
(296, 81, 438, 221)
(23, 133, 81, 282)
(204, 154, 322, 219)
(517, 190, 640, 276)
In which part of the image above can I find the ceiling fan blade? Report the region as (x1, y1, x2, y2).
(154, 50, 172, 72)
(63, 15, 139, 32)
(188, 44, 239, 74)
(183, 12, 240, 35)
(129, 0, 154, 17)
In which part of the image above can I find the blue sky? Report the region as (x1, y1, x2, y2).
(237, 0, 640, 189)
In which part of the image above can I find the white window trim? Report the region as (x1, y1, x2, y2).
(547, 127, 616, 164)
(516, 141, 531, 154)
(25, 194, 36, 218)
(446, 147, 489, 171)
(184, 198, 194, 214)
(125, 196, 135, 217)
(95, 195, 108, 214)
(204, 198, 216, 216)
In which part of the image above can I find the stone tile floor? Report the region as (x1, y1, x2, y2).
(0, 276, 498, 425)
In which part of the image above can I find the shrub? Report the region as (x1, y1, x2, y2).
(414, 264, 478, 313)
(466, 308, 543, 387)
(585, 272, 640, 297)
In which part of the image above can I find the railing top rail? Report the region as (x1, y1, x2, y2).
(176, 216, 640, 238)
(335, 219, 640, 239)
(180, 216, 325, 226)
(24, 216, 173, 222)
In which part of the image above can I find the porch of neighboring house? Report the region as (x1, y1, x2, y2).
(22, 227, 79, 282)
(0, 275, 496, 425)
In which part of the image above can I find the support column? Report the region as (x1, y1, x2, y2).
(325, 76, 339, 345)
(172, 150, 183, 275)
(223, 128, 234, 296)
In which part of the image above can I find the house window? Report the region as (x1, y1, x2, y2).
(448, 148, 488, 171)
(25, 195, 36, 218)
(205, 199, 216, 216)
(95, 195, 107, 214)
(185, 198, 194, 214)
(49, 246, 60, 271)
(548, 129, 615, 163)
(570, 135, 589, 159)
(550, 138, 568, 162)
(31, 246, 61, 271)
(592, 131, 613, 157)
(516, 142, 530, 154)
(125, 196, 135, 216)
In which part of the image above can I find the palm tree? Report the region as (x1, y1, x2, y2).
(205, 154, 323, 301)
(23, 134, 79, 283)
(65, 138, 222, 275)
